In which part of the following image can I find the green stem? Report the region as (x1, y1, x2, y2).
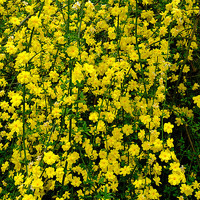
(22, 83, 28, 177)
(61, 91, 72, 187)
(116, 1, 121, 61)
(161, 23, 172, 145)
(27, 28, 35, 53)
(172, 10, 200, 101)
(9, 2, 44, 39)
(93, 80, 112, 147)
(26, 2, 44, 53)
(52, 48, 59, 71)
(135, 0, 148, 104)
(62, 0, 72, 187)
(69, 65, 73, 143)
(67, 0, 70, 34)
(39, 122, 56, 166)
(78, 0, 85, 46)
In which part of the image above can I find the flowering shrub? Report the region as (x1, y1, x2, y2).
(0, 0, 200, 199)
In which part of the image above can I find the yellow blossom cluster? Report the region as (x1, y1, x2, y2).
(0, 0, 199, 199)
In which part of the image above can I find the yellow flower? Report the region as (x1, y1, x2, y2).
(168, 173, 181, 185)
(122, 124, 133, 136)
(111, 5, 120, 16)
(15, 51, 31, 67)
(17, 71, 31, 84)
(22, 194, 36, 200)
(175, 117, 184, 126)
(52, 107, 62, 118)
(97, 120, 106, 132)
(49, 71, 59, 82)
(66, 152, 80, 167)
(99, 159, 109, 171)
(63, 191, 70, 199)
(105, 171, 115, 181)
(147, 187, 160, 199)
(177, 196, 184, 200)
(180, 184, 194, 196)
(193, 95, 200, 108)
(10, 93, 23, 107)
(1, 161, 9, 173)
(32, 178, 43, 190)
(139, 115, 151, 126)
(169, 162, 181, 172)
(105, 112, 115, 123)
(66, 45, 79, 58)
(28, 16, 41, 29)
(195, 191, 200, 199)
(138, 129, 145, 142)
(167, 138, 174, 148)
(108, 27, 116, 40)
(62, 142, 71, 151)
(153, 176, 161, 186)
(14, 173, 24, 186)
(120, 166, 131, 176)
(192, 83, 199, 90)
(43, 151, 59, 165)
(56, 198, 64, 200)
(55, 167, 64, 181)
(129, 143, 140, 157)
(133, 179, 143, 189)
(129, 49, 139, 62)
(192, 180, 200, 189)
(45, 167, 55, 178)
(25, 5, 34, 15)
(172, 8, 182, 19)
(1, 112, 9, 121)
(10, 17, 20, 26)
(159, 150, 171, 163)
(142, 141, 151, 151)
(89, 112, 98, 123)
(112, 128, 123, 141)
(159, 26, 167, 36)
(152, 163, 162, 176)
(164, 122, 174, 134)
(71, 176, 81, 187)
(178, 83, 187, 94)
(84, 63, 95, 74)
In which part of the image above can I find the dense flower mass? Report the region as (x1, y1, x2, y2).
(0, 0, 199, 199)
